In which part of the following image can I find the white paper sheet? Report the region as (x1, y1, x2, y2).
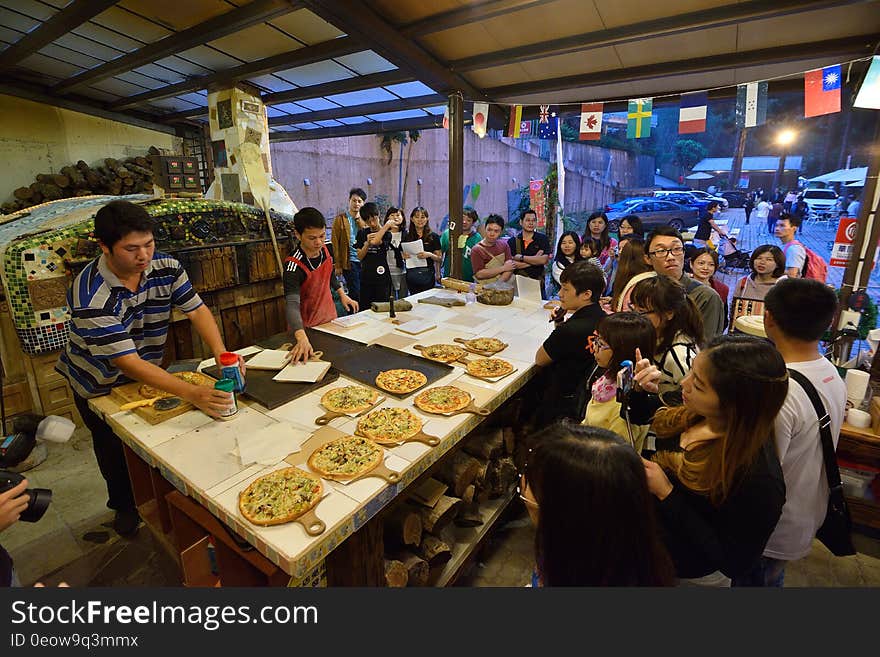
(394, 319, 437, 335)
(402, 239, 428, 268)
(331, 314, 367, 328)
(235, 421, 312, 466)
(272, 360, 332, 383)
(245, 349, 291, 370)
(514, 275, 543, 303)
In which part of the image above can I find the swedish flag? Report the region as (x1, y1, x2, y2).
(627, 98, 653, 139)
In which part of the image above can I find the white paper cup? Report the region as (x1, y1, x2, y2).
(847, 408, 871, 428)
(845, 369, 870, 405)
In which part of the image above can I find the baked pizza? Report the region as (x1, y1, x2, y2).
(238, 467, 323, 527)
(419, 344, 468, 363)
(307, 436, 383, 481)
(357, 407, 423, 444)
(467, 358, 515, 379)
(375, 369, 428, 395)
(462, 337, 507, 354)
(139, 371, 214, 399)
(414, 386, 472, 414)
(320, 386, 379, 414)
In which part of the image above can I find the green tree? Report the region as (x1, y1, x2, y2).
(673, 139, 708, 171)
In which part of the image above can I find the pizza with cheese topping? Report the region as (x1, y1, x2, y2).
(462, 337, 507, 354)
(238, 467, 323, 526)
(414, 386, 472, 414)
(419, 344, 468, 363)
(467, 358, 515, 379)
(320, 386, 379, 414)
(307, 436, 383, 480)
(357, 407, 423, 444)
(139, 371, 214, 399)
(375, 369, 428, 395)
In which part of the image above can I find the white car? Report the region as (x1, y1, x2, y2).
(687, 189, 729, 209)
(801, 188, 839, 220)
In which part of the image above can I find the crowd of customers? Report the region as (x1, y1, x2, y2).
(320, 186, 851, 588)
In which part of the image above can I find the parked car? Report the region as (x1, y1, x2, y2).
(602, 197, 653, 213)
(687, 189, 729, 209)
(652, 191, 710, 213)
(718, 190, 748, 208)
(801, 188, 839, 220)
(606, 199, 699, 232)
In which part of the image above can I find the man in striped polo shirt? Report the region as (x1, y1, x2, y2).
(57, 200, 240, 536)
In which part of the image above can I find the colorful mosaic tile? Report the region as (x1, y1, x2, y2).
(1, 196, 294, 354)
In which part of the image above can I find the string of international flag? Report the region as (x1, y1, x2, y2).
(444, 56, 880, 141)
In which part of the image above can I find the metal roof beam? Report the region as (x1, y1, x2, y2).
(401, 0, 555, 38)
(109, 36, 362, 110)
(451, 0, 874, 72)
(53, 0, 300, 95)
(267, 93, 445, 126)
(486, 34, 880, 99)
(300, 0, 487, 99)
(262, 69, 414, 105)
(270, 115, 444, 141)
(0, 0, 120, 73)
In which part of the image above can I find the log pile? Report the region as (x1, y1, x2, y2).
(2, 150, 159, 214)
(380, 424, 520, 586)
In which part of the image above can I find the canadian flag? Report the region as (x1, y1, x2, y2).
(472, 102, 488, 138)
(579, 103, 602, 140)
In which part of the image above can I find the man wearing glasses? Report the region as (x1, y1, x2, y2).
(644, 226, 724, 340)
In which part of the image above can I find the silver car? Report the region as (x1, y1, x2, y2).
(606, 199, 699, 232)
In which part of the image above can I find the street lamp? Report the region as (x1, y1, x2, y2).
(772, 129, 797, 196)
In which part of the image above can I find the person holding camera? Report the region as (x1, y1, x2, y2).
(1, 478, 28, 586)
(56, 200, 243, 537)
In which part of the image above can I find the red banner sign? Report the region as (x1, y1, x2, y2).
(529, 179, 546, 229)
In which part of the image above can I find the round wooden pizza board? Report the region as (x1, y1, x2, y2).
(412, 344, 472, 365)
(453, 337, 508, 356)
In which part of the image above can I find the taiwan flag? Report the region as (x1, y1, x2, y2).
(678, 92, 707, 134)
(805, 65, 841, 117)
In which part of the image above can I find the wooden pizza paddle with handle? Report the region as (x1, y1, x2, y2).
(453, 337, 499, 357)
(327, 461, 401, 485)
(314, 395, 386, 426)
(357, 427, 441, 447)
(412, 344, 473, 365)
(291, 505, 326, 536)
(443, 398, 490, 417)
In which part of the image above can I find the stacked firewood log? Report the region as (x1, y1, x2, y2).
(381, 426, 519, 587)
(2, 147, 160, 214)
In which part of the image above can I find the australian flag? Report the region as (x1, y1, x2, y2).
(538, 105, 558, 140)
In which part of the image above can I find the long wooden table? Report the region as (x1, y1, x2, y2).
(89, 289, 555, 585)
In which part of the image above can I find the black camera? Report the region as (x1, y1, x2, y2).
(0, 469, 52, 523)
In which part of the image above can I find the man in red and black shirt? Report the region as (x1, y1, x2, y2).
(284, 208, 358, 363)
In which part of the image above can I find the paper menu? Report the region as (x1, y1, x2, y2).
(272, 360, 332, 383)
(402, 239, 427, 268)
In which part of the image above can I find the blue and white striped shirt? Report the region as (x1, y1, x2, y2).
(56, 252, 203, 398)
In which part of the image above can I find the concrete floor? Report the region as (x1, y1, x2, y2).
(6, 425, 880, 588)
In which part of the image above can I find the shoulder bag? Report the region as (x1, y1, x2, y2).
(787, 369, 857, 556)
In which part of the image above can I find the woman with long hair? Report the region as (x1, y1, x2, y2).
(583, 312, 656, 452)
(404, 206, 442, 294)
(521, 423, 675, 586)
(383, 206, 408, 298)
(550, 231, 582, 293)
(618, 214, 644, 239)
(689, 247, 729, 330)
(729, 244, 785, 332)
(612, 236, 654, 311)
(629, 275, 703, 398)
(642, 335, 787, 583)
(583, 211, 617, 267)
